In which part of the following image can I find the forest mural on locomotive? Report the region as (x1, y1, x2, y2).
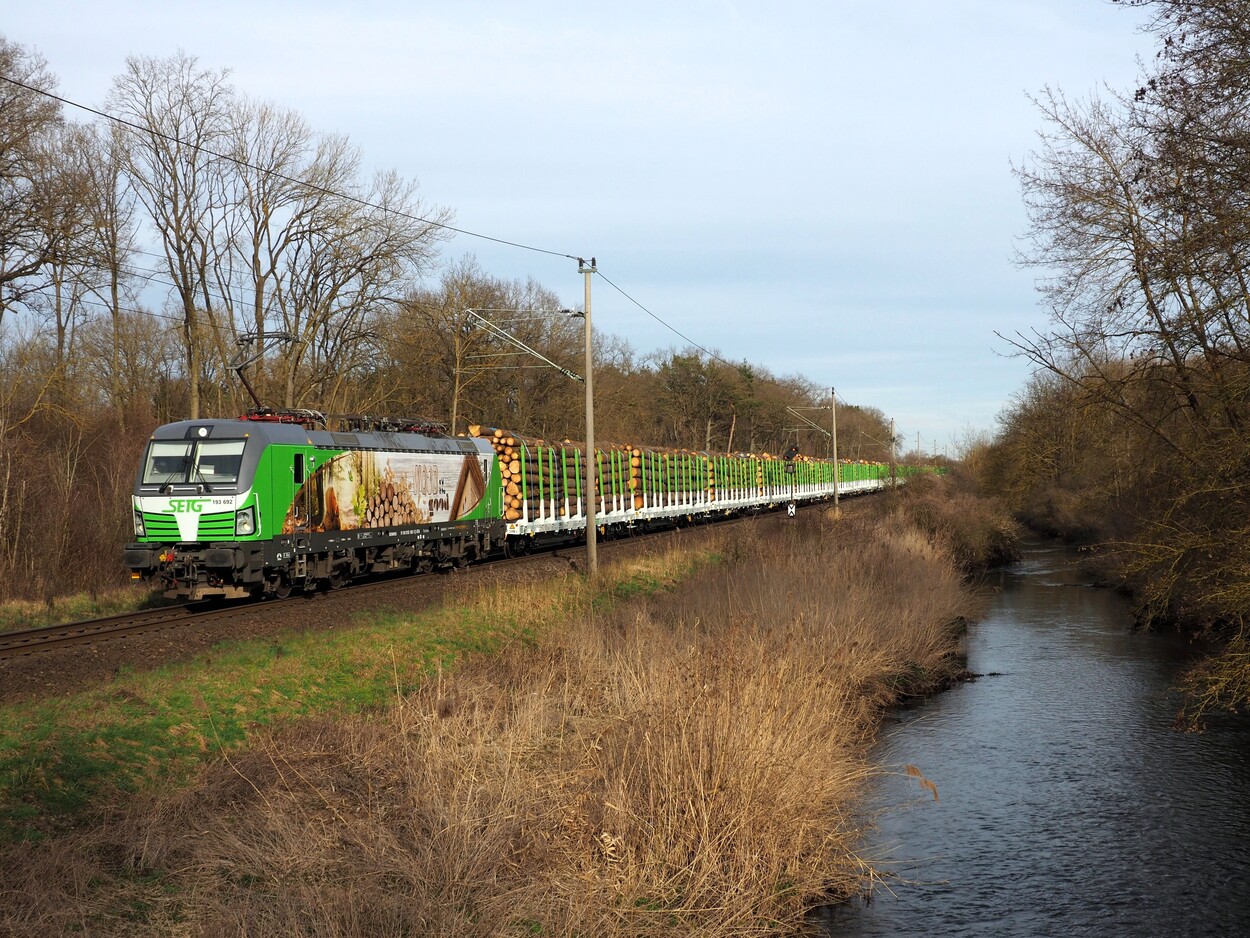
(283, 449, 491, 534)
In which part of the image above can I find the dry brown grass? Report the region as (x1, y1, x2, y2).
(0, 513, 972, 937)
(884, 473, 1023, 574)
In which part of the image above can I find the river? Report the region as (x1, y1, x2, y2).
(819, 538, 1250, 937)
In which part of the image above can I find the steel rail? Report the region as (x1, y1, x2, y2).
(0, 604, 207, 659)
(0, 549, 552, 661)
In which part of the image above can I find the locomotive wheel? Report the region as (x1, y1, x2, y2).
(271, 577, 292, 600)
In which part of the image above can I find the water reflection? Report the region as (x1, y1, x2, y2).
(820, 539, 1250, 937)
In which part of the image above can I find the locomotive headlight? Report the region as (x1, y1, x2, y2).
(133, 507, 146, 537)
(235, 506, 256, 536)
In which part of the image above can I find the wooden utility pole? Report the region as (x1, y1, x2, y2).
(831, 386, 840, 518)
(580, 257, 598, 579)
(890, 417, 897, 488)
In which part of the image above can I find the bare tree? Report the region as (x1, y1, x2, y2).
(277, 167, 451, 412)
(76, 121, 142, 413)
(653, 350, 742, 451)
(211, 99, 330, 409)
(107, 51, 234, 419)
(22, 122, 97, 378)
(1000, 2, 1250, 716)
(77, 308, 181, 417)
(490, 277, 582, 439)
(389, 256, 516, 432)
(0, 36, 65, 319)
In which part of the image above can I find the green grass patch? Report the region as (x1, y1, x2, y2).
(0, 585, 168, 633)
(0, 606, 511, 840)
(597, 571, 662, 605)
(0, 546, 723, 841)
(592, 551, 709, 609)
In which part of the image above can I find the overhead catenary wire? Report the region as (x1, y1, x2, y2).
(3, 72, 786, 395)
(593, 268, 739, 371)
(0, 73, 583, 264)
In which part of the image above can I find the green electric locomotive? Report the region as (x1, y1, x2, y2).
(124, 414, 503, 600)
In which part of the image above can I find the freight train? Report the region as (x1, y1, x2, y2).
(123, 411, 893, 600)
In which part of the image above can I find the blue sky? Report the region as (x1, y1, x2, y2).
(10, 1, 1157, 453)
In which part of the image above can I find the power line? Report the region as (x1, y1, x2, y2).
(0, 73, 585, 263)
(14, 284, 214, 326)
(3, 72, 771, 399)
(594, 268, 736, 369)
(13, 256, 289, 329)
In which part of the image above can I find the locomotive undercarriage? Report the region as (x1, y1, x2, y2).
(127, 524, 501, 601)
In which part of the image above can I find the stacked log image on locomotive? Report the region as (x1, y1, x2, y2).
(124, 411, 893, 600)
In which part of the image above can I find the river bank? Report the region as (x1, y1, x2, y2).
(0, 503, 1001, 936)
(820, 536, 1250, 936)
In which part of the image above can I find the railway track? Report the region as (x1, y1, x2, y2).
(0, 499, 860, 665)
(0, 604, 211, 659)
(0, 547, 570, 661)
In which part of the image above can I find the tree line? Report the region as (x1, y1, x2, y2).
(984, 0, 1250, 723)
(0, 37, 897, 601)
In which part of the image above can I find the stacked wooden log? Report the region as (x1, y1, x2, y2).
(468, 424, 849, 522)
(471, 426, 523, 521)
(363, 469, 425, 527)
(362, 467, 425, 532)
(470, 425, 586, 522)
(633, 448, 662, 507)
(630, 449, 737, 506)
(634, 449, 767, 505)
(524, 443, 580, 519)
(628, 447, 643, 509)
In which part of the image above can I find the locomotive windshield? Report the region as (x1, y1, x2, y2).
(142, 439, 247, 486)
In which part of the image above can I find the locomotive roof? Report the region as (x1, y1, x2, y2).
(149, 418, 492, 455)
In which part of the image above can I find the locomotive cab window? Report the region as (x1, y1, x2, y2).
(143, 441, 193, 485)
(141, 439, 247, 486)
(194, 440, 246, 484)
